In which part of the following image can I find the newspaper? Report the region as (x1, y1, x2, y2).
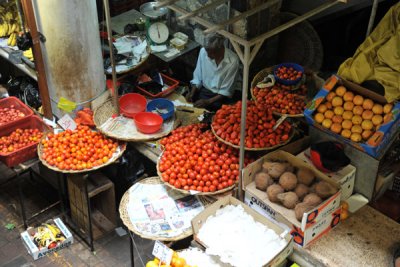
(127, 183, 204, 238)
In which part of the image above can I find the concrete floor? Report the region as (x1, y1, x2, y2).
(0, 161, 154, 267)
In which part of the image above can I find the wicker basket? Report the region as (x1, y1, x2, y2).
(93, 98, 180, 142)
(119, 176, 217, 241)
(37, 133, 126, 174)
(251, 66, 306, 117)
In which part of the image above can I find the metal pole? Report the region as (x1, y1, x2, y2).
(366, 0, 379, 37)
(238, 44, 250, 201)
(103, 0, 120, 114)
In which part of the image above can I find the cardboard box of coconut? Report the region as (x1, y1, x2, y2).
(243, 150, 342, 247)
(21, 218, 73, 260)
(304, 75, 400, 159)
(192, 196, 294, 267)
(296, 148, 356, 201)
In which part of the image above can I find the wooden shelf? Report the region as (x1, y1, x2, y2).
(0, 47, 37, 81)
(87, 172, 114, 198)
(91, 208, 116, 240)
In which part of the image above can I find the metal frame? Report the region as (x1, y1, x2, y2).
(156, 0, 346, 201)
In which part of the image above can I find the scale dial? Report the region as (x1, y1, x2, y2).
(148, 22, 169, 44)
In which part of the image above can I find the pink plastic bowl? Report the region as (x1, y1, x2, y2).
(119, 93, 147, 118)
(134, 112, 163, 134)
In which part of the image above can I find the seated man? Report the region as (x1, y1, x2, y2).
(185, 33, 239, 111)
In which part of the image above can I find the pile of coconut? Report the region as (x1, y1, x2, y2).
(254, 160, 338, 221)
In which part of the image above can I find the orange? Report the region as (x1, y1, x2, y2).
(317, 104, 328, 113)
(322, 119, 332, 129)
(314, 113, 324, 123)
(332, 115, 343, 124)
(332, 96, 343, 107)
(361, 120, 373, 130)
(351, 125, 362, 134)
(326, 92, 336, 102)
(362, 99, 374, 110)
(335, 86, 347, 96)
(343, 101, 354, 111)
(353, 95, 364, 105)
(341, 129, 351, 138)
(342, 111, 353, 120)
(330, 123, 342, 134)
(372, 114, 383, 126)
(350, 133, 362, 142)
(324, 110, 334, 119)
(383, 103, 393, 114)
(340, 209, 349, 220)
(174, 257, 187, 267)
(325, 102, 333, 109)
(372, 104, 383, 115)
(343, 91, 354, 102)
(334, 106, 344, 115)
(351, 115, 362, 125)
(342, 120, 353, 130)
(341, 201, 349, 210)
(362, 110, 373, 120)
(352, 105, 364, 116)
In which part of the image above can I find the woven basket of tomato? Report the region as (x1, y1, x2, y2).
(211, 101, 294, 150)
(38, 125, 126, 173)
(157, 124, 253, 195)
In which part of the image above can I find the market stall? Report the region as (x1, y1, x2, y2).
(0, 0, 399, 266)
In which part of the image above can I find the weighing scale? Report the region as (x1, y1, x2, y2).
(140, 2, 169, 45)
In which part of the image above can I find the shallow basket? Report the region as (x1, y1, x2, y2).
(119, 176, 216, 242)
(37, 133, 126, 174)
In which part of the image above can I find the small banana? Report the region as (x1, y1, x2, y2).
(23, 48, 34, 60)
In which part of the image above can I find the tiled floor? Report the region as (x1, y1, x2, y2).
(0, 162, 154, 267)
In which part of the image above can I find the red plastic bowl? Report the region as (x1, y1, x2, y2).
(119, 93, 147, 118)
(134, 112, 163, 134)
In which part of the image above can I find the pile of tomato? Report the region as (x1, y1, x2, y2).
(0, 128, 43, 154)
(0, 106, 26, 126)
(41, 125, 119, 171)
(158, 124, 253, 193)
(275, 65, 303, 81)
(211, 101, 292, 149)
(253, 84, 307, 115)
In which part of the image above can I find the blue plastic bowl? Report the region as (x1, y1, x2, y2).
(146, 98, 175, 120)
(273, 63, 304, 86)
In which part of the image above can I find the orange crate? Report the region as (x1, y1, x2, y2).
(0, 115, 51, 167)
(0, 97, 34, 130)
(136, 73, 179, 98)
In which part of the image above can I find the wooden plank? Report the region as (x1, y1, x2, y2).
(155, 0, 180, 8)
(91, 208, 116, 240)
(87, 173, 113, 198)
(167, 4, 248, 46)
(204, 0, 280, 34)
(249, 40, 263, 64)
(229, 40, 244, 63)
(178, 0, 230, 20)
(249, 0, 341, 46)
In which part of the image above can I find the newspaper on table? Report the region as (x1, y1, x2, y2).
(98, 115, 175, 140)
(127, 183, 204, 238)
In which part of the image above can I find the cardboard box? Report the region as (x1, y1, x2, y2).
(21, 218, 73, 260)
(191, 196, 293, 267)
(296, 148, 356, 201)
(242, 150, 341, 247)
(304, 75, 400, 159)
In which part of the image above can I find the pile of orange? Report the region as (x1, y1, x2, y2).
(314, 85, 393, 142)
(146, 252, 196, 267)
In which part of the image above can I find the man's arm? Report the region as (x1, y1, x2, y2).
(194, 94, 225, 108)
(187, 49, 205, 102)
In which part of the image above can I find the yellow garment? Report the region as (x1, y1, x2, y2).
(338, 2, 400, 102)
